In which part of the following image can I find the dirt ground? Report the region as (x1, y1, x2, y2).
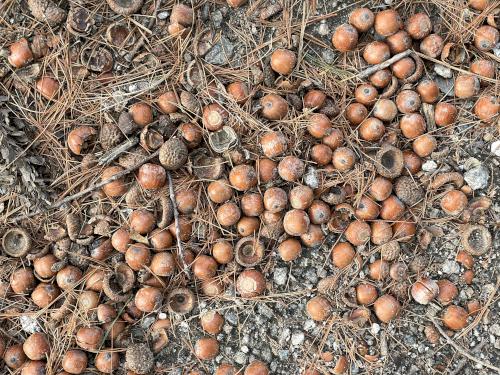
(0, 0, 499, 374)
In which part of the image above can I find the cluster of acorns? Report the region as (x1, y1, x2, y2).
(1, 0, 498, 374)
(301, 1, 497, 349)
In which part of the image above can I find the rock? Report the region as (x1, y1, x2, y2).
(322, 49, 336, 64)
(291, 331, 305, 346)
(442, 260, 460, 274)
(371, 323, 381, 335)
(464, 165, 489, 190)
(273, 267, 288, 286)
(20, 315, 41, 333)
(234, 351, 247, 365)
(490, 323, 500, 336)
(491, 140, 500, 157)
(211, 10, 224, 28)
(304, 166, 319, 189)
(204, 36, 234, 65)
(318, 21, 329, 36)
(434, 64, 453, 78)
(422, 160, 437, 172)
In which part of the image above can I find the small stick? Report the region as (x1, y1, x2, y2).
(98, 137, 139, 166)
(7, 150, 160, 223)
(431, 318, 500, 373)
(357, 49, 412, 79)
(450, 340, 487, 375)
(167, 171, 190, 278)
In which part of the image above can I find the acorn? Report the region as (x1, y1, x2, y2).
(437, 279, 458, 305)
(270, 49, 297, 75)
(23, 333, 50, 361)
(4, 344, 27, 369)
(36, 76, 59, 100)
(369, 177, 392, 202)
(419, 34, 444, 58)
(304, 90, 327, 110)
(369, 259, 390, 280)
(435, 102, 457, 126)
(359, 117, 385, 141)
(203, 103, 228, 131)
(159, 138, 188, 170)
(474, 95, 499, 122)
(380, 195, 405, 220)
(101, 166, 128, 197)
(396, 90, 421, 114)
(386, 30, 412, 54)
(200, 311, 224, 334)
(137, 163, 166, 190)
(2, 227, 32, 258)
(373, 99, 398, 122)
(240, 192, 264, 217)
(322, 128, 344, 150)
(405, 13, 432, 40)
(400, 113, 426, 139)
(260, 131, 288, 158)
(374, 9, 402, 37)
(95, 351, 120, 374)
(170, 3, 194, 26)
(62, 349, 87, 374)
(355, 83, 378, 106)
(380, 240, 401, 261)
(306, 296, 331, 321)
(256, 158, 278, 183)
(278, 156, 305, 182)
(157, 91, 178, 114)
(227, 81, 249, 103)
(135, 286, 163, 312)
(236, 269, 266, 297)
(289, 185, 314, 210)
(260, 94, 288, 120)
(217, 202, 241, 227)
(442, 305, 468, 330)
(411, 278, 439, 304)
(332, 24, 359, 52)
(193, 255, 218, 280)
(345, 220, 371, 246)
(8, 38, 33, 68)
(470, 59, 495, 79)
(369, 69, 393, 89)
(245, 360, 270, 375)
(363, 41, 390, 65)
(440, 189, 468, 215)
(416, 79, 440, 103)
(311, 144, 333, 165)
(403, 150, 422, 174)
(356, 283, 378, 305)
(391, 57, 415, 80)
(307, 113, 331, 138)
(283, 209, 310, 236)
(474, 25, 499, 51)
(229, 164, 258, 191)
(355, 196, 379, 220)
(278, 238, 302, 261)
(349, 8, 375, 32)
(454, 74, 480, 98)
(331, 242, 355, 268)
(345, 103, 368, 125)
(373, 294, 400, 322)
(469, 0, 489, 10)
(412, 134, 437, 157)
(332, 147, 356, 171)
(371, 221, 393, 245)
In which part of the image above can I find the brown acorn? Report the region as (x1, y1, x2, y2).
(332, 24, 359, 52)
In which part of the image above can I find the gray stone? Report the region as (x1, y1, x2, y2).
(422, 160, 437, 172)
(274, 267, 288, 286)
(204, 36, 234, 65)
(291, 331, 305, 346)
(442, 260, 460, 274)
(434, 64, 453, 79)
(234, 351, 248, 365)
(464, 165, 489, 190)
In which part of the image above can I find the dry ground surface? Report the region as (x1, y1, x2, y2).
(0, 0, 499, 374)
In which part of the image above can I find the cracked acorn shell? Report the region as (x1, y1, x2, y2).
(159, 138, 188, 170)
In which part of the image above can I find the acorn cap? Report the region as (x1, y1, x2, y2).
(125, 343, 154, 374)
(235, 237, 265, 267)
(376, 145, 404, 179)
(106, 0, 143, 15)
(100, 122, 124, 150)
(159, 138, 188, 170)
(394, 176, 424, 206)
(2, 227, 31, 258)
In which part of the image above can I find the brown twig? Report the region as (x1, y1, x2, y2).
(430, 317, 500, 373)
(98, 137, 139, 166)
(8, 149, 160, 224)
(167, 171, 190, 278)
(357, 49, 412, 79)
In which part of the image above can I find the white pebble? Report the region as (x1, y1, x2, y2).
(422, 160, 437, 172)
(491, 140, 500, 157)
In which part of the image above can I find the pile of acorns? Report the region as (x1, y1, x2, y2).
(1, 0, 498, 374)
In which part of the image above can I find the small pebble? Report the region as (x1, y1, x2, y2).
(464, 165, 489, 190)
(490, 140, 500, 157)
(434, 64, 453, 78)
(422, 160, 438, 172)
